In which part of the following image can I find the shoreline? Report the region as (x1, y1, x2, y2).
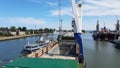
(0, 34, 41, 41)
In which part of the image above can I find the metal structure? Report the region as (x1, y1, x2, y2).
(116, 16, 120, 32)
(96, 16, 99, 32)
(71, 0, 84, 63)
(59, 0, 62, 34)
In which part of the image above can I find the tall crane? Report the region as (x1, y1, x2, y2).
(71, 0, 85, 64)
(59, 0, 62, 34)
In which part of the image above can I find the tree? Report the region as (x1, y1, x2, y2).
(18, 27, 22, 31)
(44, 28, 49, 33)
(39, 28, 43, 33)
(44, 28, 54, 33)
(10, 26, 16, 31)
(22, 27, 27, 31)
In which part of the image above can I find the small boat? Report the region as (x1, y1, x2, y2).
(22, 36, 51, 55)
(21, 42, 40, 55)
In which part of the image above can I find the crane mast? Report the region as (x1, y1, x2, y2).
(71, 0, 85, 64)
(71, 0, 82, 33)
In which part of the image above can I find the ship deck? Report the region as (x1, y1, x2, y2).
(2, 58, 78, 68)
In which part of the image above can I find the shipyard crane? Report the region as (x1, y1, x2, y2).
(71, 0, 85, 64)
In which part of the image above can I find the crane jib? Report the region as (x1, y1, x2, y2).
(71, 0, 84, 63)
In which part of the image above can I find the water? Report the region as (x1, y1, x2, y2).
(0, 34, 58, 67)
(0, 33, 120, 68)
(82, 33, 120, 68)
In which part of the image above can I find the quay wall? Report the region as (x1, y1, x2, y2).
(0, 34, 40, 41)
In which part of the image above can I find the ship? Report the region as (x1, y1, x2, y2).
(2, 0, 86, 68)
(21, 36, 50, 55)
(92, 18, 119, 41)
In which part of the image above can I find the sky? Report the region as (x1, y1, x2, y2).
(0, 0, 120, 30)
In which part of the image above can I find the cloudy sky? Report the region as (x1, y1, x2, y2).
(0, 0, 120, 30)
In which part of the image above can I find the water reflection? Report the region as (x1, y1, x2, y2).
(82, 33, 120, 68)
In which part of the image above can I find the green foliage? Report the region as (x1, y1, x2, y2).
(22, 27, 27, 31)
(44, 28, 54, 33)
(0, 26, 55, 35)
(17, 27, 27, 31)
(0, 27, 8, 31)
(10, 26, 16, 31)
(18, 27, 22, 31)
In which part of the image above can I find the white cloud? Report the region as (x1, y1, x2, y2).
(50, 0, 120, 16)
(0, 17, 45, 26)
(50, 7, 72, 16)
(83, 0, 120, 16)
(46, 2, 57, 6)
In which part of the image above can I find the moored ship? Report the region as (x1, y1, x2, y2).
(92, 18, 119, 41)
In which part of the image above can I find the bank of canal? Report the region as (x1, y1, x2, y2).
(0, 34, 41, 41)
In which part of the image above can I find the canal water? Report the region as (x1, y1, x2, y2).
(0, 33, 58, 67)
(0, 33, 120, 68)
(82, 33, 120, 68)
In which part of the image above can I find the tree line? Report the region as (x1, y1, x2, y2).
(0, 26, 55, 36)
(0, 26, 27, 31)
